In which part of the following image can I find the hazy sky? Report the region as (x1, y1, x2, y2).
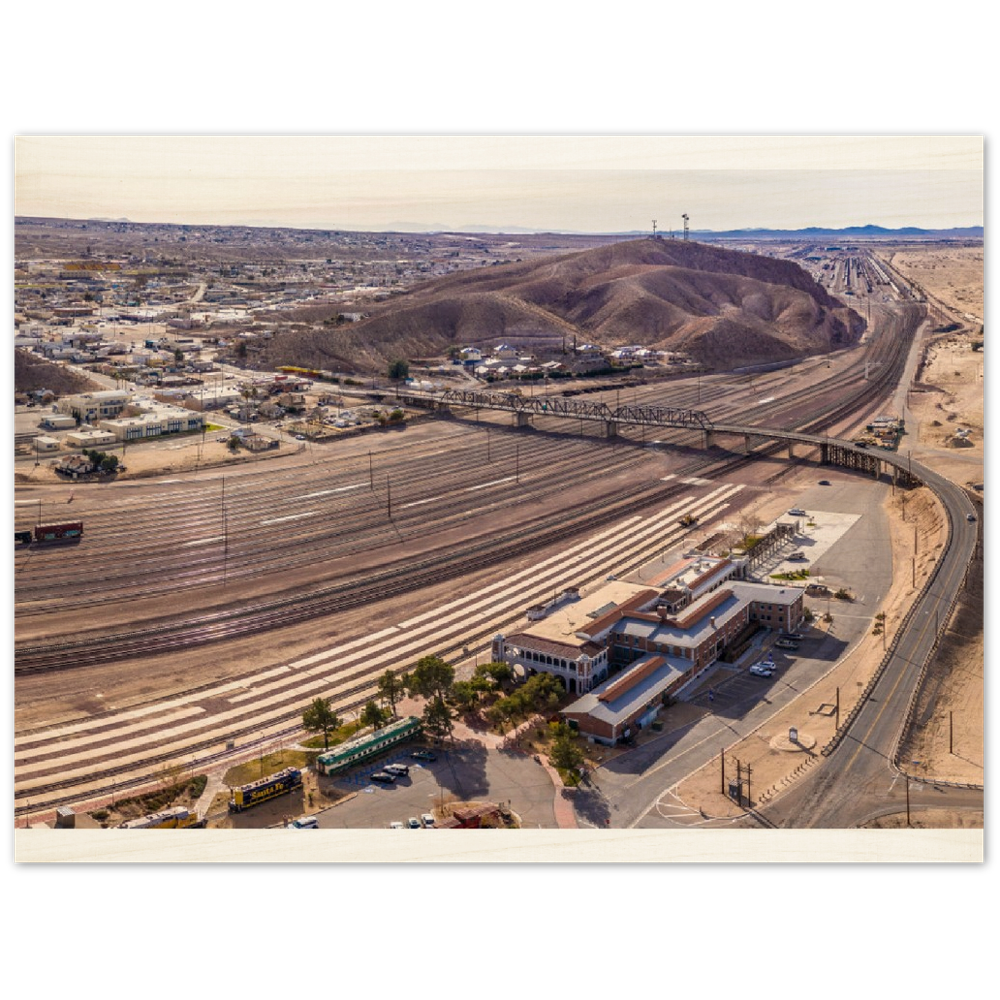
(14, 136, 983, 233)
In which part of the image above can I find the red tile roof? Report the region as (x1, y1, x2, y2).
(578, 589, 659, 639)
(598, 656, 666, 703)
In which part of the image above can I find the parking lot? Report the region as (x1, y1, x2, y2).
(312, 742, 558, 829)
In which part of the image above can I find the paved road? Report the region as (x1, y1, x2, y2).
(315, 744, 557, 829)
(576, 461, 982, 830)
(757, 459, 981, 828)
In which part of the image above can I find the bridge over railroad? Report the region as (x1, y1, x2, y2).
(395, 386, 923, 487)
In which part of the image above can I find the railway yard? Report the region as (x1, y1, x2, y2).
(12, 241, 984, 833)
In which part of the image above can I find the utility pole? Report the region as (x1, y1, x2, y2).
(515, 439, 520, 484)
(387, 479, 392, 519)
(905, 774, 911, 826)
(368, 450, 373, 490)
(720, 748, 725, 795)
(949, 711, 953, 754)
(736, 759, 742, 807)
(222, 475, 228, 587)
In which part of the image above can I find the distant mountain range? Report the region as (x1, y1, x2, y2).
(684, 224, 983, 240)
(438, 223, 983, 239)
(40, 216, 984, 239)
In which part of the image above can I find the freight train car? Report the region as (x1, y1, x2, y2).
(34, 521, 83, 542)
(15, 530, 32, 545)
(117, 806, 205, 829)
(228, 766, 302, 812)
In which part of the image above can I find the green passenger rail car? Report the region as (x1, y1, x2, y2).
(316, 716, 421, 776)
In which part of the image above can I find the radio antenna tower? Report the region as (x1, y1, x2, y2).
(682, 213, 690, 241)
(652, 220, 657, 239)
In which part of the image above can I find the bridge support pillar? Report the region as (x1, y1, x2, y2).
(787, 442, 795, 461)
(703, 429, 714, 449)
(743, 433, 752, 456)
(515, 411, 531, 429)
(606, 420, 619, 438)
(820, 442, 830, 465)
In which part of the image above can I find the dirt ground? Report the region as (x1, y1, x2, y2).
(14, 434, 300, 485)
(907, 334, 983, 483)
(897, 547, 983, 785)
(881, 245, 984, 323)
(860, 809, 983, 830)
(671, 484, 948, 819)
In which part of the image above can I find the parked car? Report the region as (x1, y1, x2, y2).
(410, 750, 437, 761)
(967, 513, 977, 522)
(787, 508, 807, 517)
(287, 815, 318, 829)
(389, 821, 404, 829)
(775, 640, 799, 650)
(421, 814, 435, 827)
(779, 633, 803, 641)
(750, 666, 774, 677)
(385, 763, 410, 777)
(370, 771, 395, 784)
(407, 817, 421, 829)
(787, 552, 808, 561)
(818, 480, 831, 486)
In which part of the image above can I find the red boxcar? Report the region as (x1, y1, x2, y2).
(34, 522, 84, 542)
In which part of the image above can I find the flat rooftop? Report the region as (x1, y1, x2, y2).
(523, 579, 653, 645)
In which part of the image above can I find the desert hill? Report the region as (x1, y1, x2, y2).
(15, 349, 103, 396)
(258, 238, 865, 372)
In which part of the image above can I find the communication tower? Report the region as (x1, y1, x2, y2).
(682, 213, 690, 241)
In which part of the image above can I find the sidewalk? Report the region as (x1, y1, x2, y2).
(194, 769, 227, 820)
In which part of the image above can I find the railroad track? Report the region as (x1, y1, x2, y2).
(15, 300, 920, 670)
(14, 296, 930, 819)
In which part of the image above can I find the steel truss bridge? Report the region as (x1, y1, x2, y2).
(396, 387, 923, 486)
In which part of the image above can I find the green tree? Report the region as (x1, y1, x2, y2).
(406, 654, 455, 703)
(470, 672, 496, 698)
(302, 697, 342, 750)
(376, 670, 403, 718)
(361, 700, 388, 730)
(522, 672, 563, 712)
(174, 348, 185, 364)
(481, 661, 513, 689)
(487, 701, 513, 734)
(548, 724, 585, 774)
(387, 359, 410, 381)
(449, 680, 479, 713)
(100, 454, 119, 474)
(422, 696, 455, 742)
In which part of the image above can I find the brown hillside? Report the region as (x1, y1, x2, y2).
(14, 349, 104, 396)
(255, 238, 865, 371)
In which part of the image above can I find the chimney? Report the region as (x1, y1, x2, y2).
(710, 616, 717, 629)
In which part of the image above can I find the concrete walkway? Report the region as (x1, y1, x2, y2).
(194, 769, 228, 820)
